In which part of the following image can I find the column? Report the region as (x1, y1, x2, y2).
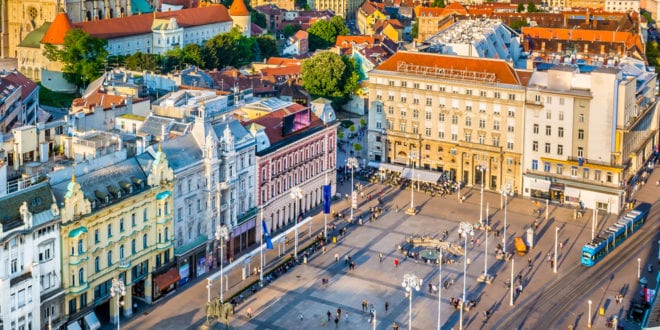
(109, 294, 119, 324)
(145, 273, 153, 304)
(123, 286, 133, 317)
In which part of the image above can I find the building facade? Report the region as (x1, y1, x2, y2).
(522, 63, 658, 214)
(0, 181, 65, 330)
(246, 106, 338, 235)
(367, 52, 525, 193)
(52, 149, 174, 328)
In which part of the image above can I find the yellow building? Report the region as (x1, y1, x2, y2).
(53, 149, 175, 328)
(356, 1, 388, 35)
(367, 51, 525, 194)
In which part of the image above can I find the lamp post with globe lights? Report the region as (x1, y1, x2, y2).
(110, 279, 126, 330)
(457, 222, 474, 330)
(500, 188, 512, 257)
(290, 186, 303, 258)
(476, 165, 487, 225)
(215, 224, 229, 303)
(402, 273, 422, 330)
(346, 157, 359, 222)
(407, 151, 419, 215)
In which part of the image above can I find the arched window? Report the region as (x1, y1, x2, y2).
(131, 239, 136, 254)
(119, 245, 124, 259)
(165, 227, 169, 241)
(107, 251, 112, 266)
(95, 257, 100, 272)
(143, 234, 148, 249)
(78, 239, 84, 254)
(79, 268, 85, 285)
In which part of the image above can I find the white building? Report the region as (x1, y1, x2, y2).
(418, 18, 524, 69)
(522, 61, 658, 214)
(605, 0, 639, 12)
(0, 181, 65, 330)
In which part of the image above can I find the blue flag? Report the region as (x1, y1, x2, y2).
(323, 184, 331, 214)
(262, 220, 274, 250)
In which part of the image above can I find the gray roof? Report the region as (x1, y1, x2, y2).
(0, 180, 55, 232)
(138, 115, 175, 139)
(212, 119, 255, 150)
(143, 134, 204, 171)
(170, 122, 190, 134)
(52, 157, 149, 209)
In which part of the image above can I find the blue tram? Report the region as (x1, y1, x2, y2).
(580, 203, 651, 267)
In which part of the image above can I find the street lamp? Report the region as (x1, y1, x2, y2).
(110, 279, 126, 330)
(215, 224, 229, 303)
(479, 203, 492, 284)
(638, 258, 641, 280)
(588, 300, 593, 328)
(501, 189, 512, 256)
(457, 222, 474, 330)
(476, 165, 487, 225)
(408, 151, 418, 214)
(346, 157, 359, 222)
(554, 227, 559, 273)
(437, 249, 443, 330)
(402, 273, 422, 330)
(290, 186, 303, 258)
(509, 258, 514, 306)
(206, 278, 212, 303)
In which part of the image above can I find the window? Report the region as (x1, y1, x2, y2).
(401, 81, 407, 87)
(400, 109, 406, 117)
(577, 147, 584, 158)
(79, 268, 85, 285)
(425, 111, 431, 120)
(544, 162, 551, 172)
(94, 229, 99, 243)
(426, 98, 432, 106)
(558, 111, 564, 120)
(438, 131, 445, 139)
(465, 117, 472, 126)
(578, 114, 585, 122)
(11, 258, 17, 274)
(606, 172, 613, 183)
(132, 239, 136, 254)
(426, 84, 432, 90)
(400, 95, 407, 103)
(532, 141, 538, 152)
(95, 257, 100, 272)
(412, 97, 419, 105)
(69, 299, 77, 315)
(544, 143, 551, 153)
(165, 228, 169, 241)
(412, 109, 419, 118)
(535, 95, 541, 103)
(120, 218, 124, 232)
(480, 91, 487, 97)
(559, 97, 565, 105)
(533, 124, 539, 134)
(479, 119, 486, 129)
(143, 208, 147, 222)
(532, 160, 539, 170)
(439, 113, 445, 122)
(143, 234, 148, 249)
(556, 165, 563, 175)
(558, 127, 564, 138)
(465, 133, 471, 142)
(388, 106, 394, 114)
(107, 251, 113, 266)
(594, 170, 601, 181)
(546, 112, 551, 120)
(507, 125, 514, 133)
(546, 96, 552, 104)
(120, 245, 124, 260)
(78, 239, 84, 254)
(107, 224, 112, 238)
(578, 129, 584, 140)
(478, 135, 485, 144)
(466, 105, 472, 111)
(557, 145, 563, 155)
(412, 125, 418, 134)
(571, 167, 578, 177)
(425, 127, 431, 136)
(493, 137, 499, 146)
(507, 110, 515, 117)
(494, 92, 501, 99)
(545, 125, 551, 135)
(451, 115, 458, 124)
(466, 89, 473, 95)
(451, 133, 458, 141)
(507, 141, 514, 150)
(399, 123, 406, 132)
(508, 93, 516, 100)
(583, 168, 589, 179)
(493, 121, 500, 130)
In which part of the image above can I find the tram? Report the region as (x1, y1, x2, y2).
(580, 203, 651, 267)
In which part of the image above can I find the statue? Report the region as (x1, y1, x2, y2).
(201, 298, 233, 329)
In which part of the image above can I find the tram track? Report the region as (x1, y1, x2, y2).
(495, 201, 660, 330)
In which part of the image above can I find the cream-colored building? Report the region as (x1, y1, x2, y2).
(367, 51, 525, 194)
(522, 62, 658, 214)
(313, 0, 362, 19)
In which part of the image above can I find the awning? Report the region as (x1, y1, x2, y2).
(399, 168, 442, 183)
(528, 179, 551, 191)
(154, 268, 180, 291)
(83, 312, 101, 330)
(368, 162, 405, 172)
(66, 322, 82, 330)
(564, 186, 581, 198)
(68, 227, 88, 238)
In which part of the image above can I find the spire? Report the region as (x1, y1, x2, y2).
(41, 12, 74, 45)
(229, 0, 250, 16)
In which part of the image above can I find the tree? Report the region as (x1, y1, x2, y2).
(301, 52, 359, 104)
(329, 16, 350, 37)
(255, 35, 279, 59)
(431, 0, 445, 7)
(251, 11, 267, 29)
(181, 44, 205, 68)
(125, 52, 160, 72)
(517, 3, 525, 12)
(360, 118, 366, 128)
(203, 28, 254, 69)
(43, 28, 108, 88)
(353, 143, 363, 153)
(283, 24, 302, 37)
(509, 20, 528, 31)
(307, 17, 349, 51)
(348, 124, 356, 138)
(338, 130, 345, 140)
(411, 21, 419, 40)
(527, 2, 538, 12)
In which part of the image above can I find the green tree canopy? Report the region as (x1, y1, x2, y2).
(360, 118, 367, 127)
(124, 52, 160, 72)
(338, 130, 345, 140)
(283, 24, 302, 37)
(517, 3, 525, 12)
(353, 143, 363, 152)
(411, 21, 419, 39)
(251, 11, 267, 28)
(307, 17, 349, 51)
(255, 35, 279, 60)
(203, 28, 255, 69)
(527, 2, 538, 12)
(348, 125, 356, 133)
(43, 28, 108, 88)
(431, 0, 445, 7)
(301, 52, 359, 104)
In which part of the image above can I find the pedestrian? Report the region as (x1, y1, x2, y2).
(559, 242, 564, 249)
(429, 282, 433, 293)
(345, 255, 349, 266)
(528, 257, 533, 268)
(335, 253, 339, 263)
(385, 301, 389, 312)
(379, 252, 384, 263)
(362, 299, 368, 312)
(394, 258, 399, 268)
(337, 307, 342, 319)
(298, 313, 304, 321)
(327, 310, 332, 322)
(345, 312, 348, 322)
(334, 316, 339, 328)
(393, 321, 400, 330)
(550, 260, 554, 269)
(246, 307, 253, 319)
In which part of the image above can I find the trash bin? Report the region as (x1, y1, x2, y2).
(333, 236, 337, 244)
(599, 306, 605, 316)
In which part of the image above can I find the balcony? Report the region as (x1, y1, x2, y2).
(119, 258, 131, 269)
(237, 207, 258, 225)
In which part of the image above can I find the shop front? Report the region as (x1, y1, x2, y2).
(153, 268, 180, 301)
(528, 179, 551, 200)
(231, 218, 256, 257)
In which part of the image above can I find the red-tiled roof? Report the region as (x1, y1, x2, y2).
(242, 106, 323, 145)
(260, 65, 302, 77)
(336, 35, 376, 48)
(41, 12, 74, 45)
(229, 0, 250, 16)
(71, 90, 127, 113)
(374, 51, 520, 85)
(293, 30, 309, 40)
(0, 70, 38, 100)
(515, 70, 533, 87)
(521, 26, 644, 52)
(74, 6, 231, 39)
(418, 7, 445, 17)
(265, 57, 302, 66)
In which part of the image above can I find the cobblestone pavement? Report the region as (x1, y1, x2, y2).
(121, 161, 659, 330)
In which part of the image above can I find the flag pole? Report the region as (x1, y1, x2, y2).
(260, 206, 264, 285)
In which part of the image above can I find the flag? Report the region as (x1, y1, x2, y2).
(262, 220, 273, 250)
(323, 184, 332, 214)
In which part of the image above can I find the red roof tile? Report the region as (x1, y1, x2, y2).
(41, 12, 74, 45)
(374, 51, 520, 85)
(0, 70, 38, 100)
(229, 0, 250, 16)
(74, 6, 231, 39)
(521, 26, 644, 52)
(265, 57, 302, 66)
(242, 106, 323, 145)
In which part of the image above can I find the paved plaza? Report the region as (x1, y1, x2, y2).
(119, 158, 659, 330)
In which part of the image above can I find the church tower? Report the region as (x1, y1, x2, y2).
(229, 0, 251, 37)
